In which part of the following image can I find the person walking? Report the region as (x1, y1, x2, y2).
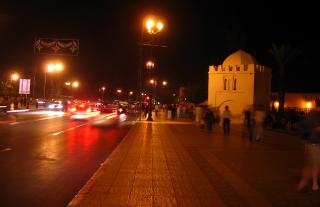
(297, 105, 320, 192)
(242, 107, 253, 141)
(254, 105, 266, 142)
(222, 105, 231, 135)
(204, 107, 215, 133)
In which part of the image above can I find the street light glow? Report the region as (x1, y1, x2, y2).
(117, 89, 122, 94)
(129, 91, 133, 95)
(150, 79, 155, 84)
(306, 101, 312, 109)
(162, 81, 167, 86)
(47, 64, 55, 72)
(157, 22, 163, 31)
(47, 63, 63, 72)
(72, 81, 79, 88)
(55, 64, 63, 71)
(11, 73, 19, 81)
(146, 61, 155, 69)
(65, 82, 71, 86)
(146, 19, 155, 31)
(101, 86, 106, 91)
(145, 18, 164, 34)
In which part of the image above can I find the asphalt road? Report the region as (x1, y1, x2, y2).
(0, 111, 135, 207)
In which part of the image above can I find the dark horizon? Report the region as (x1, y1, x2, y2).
(1, 1, 319, 100)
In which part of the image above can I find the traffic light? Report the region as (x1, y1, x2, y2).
(146, 96, 150, 101)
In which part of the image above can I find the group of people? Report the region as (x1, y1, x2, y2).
(200, 104, 267, 141)
(200, 105, 232, 135)
(200, 103, 320, 192)
(241, 105, 267, 142)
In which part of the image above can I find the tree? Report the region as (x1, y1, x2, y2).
(0, 80, 15, 97)
(269, 43, 300, 112)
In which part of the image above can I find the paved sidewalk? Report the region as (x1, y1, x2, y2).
(68, 115, 320, 206)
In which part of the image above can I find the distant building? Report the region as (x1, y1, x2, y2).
(179, 86, 186, 103)
(208, 50, 272, 122)
(271, 93, 320, 113)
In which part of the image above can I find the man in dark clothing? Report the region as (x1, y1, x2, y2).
(243, 109, 253, 141)
(204, 108, 215, 132)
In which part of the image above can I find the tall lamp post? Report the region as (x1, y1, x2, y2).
(116, 89, 122, 101)
(10, 73, 20, 97)
(146, 61, 155, 121)
(100, 86, 106, 100)
(44, 63, 63, 99)
(71, 81, 79, 97)
(138, 16, 164, 121)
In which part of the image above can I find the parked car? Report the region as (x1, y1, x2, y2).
(0, 105, 7, 116)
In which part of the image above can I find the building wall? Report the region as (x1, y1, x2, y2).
(208, 64, 255, 120)
(253, 65, 272, 110)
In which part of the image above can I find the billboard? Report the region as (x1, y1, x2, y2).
(19, 79, 31, 95)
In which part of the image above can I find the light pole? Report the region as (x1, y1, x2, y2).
(44, 63, 63, 99)
(71, 81, 79, 97)
(138, 16, 165, 121)
(129, 91, 133, 101)
(146, 61, 155, 121)
(10, 73, 20, 97)
(101, 86, 106, 100)
(64, 81, 78, 97)
(116, 89, 122, 101)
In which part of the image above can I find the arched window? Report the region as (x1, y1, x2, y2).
(233, 78, 237, 90)
(224, 79, 227, 90)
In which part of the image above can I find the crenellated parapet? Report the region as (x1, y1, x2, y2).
(209, 64, 270, 74)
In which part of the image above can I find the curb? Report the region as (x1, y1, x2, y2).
(67, 122, 137, 207)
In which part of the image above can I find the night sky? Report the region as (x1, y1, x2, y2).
(0, 1, 319, 99)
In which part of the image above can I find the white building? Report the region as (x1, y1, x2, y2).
(208, 50, 271, 122)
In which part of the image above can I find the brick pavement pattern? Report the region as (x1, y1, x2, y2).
(69, 116, 320, 207)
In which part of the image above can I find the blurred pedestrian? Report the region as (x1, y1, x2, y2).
(254, 105, 266, 142)
(297, 105, 320, 192)
(222, 105, 231, 135)
(204, 107, 215, 132)
(172, 104, 177, 120)
(242, 106, 253, 141)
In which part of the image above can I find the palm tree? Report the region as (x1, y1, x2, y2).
(269, 43, 300, 112)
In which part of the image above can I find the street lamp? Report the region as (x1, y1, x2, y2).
(146, 18, 164, 34)
(146, 62, 155, 121)
(116, 89, 122, 100)
(162, 80, 167, 86)
(101, 86, 106, 100)
(11, 73, 20, 81)
(44, 63, 63, 99)
(146, 60, 155, 69)
(72, 81, 79, 88)
(139, 16, 165, 121)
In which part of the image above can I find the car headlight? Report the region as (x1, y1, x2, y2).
(48, 105, 55, 109)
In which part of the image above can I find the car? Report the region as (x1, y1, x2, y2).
(47, 101, 64, 111)
(91, 102, 127, 126)
(97, 102, 119, 114)
(0, 105, 7, 116)
(69, 102, 100, 120)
